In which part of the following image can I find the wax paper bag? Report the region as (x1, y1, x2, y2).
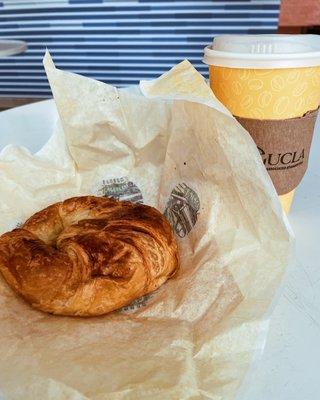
(0, 52, 291, 400)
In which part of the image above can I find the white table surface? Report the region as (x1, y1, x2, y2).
(0, 100, 319, 400)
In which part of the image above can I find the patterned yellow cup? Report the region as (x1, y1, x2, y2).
(204, 35, 320, 214)
(209, 66, 320, 120)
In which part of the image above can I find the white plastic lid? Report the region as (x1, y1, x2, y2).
(203, 34, 320, 69)
(0, 40, 27, 57)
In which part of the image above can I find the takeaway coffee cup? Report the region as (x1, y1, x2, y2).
(203, 35, 320, 213)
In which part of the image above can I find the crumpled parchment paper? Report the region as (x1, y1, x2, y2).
(0, 51, 291, 400)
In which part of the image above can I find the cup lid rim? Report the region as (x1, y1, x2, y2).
(203, 46, 320, 69)
(203, 35, 320, 69)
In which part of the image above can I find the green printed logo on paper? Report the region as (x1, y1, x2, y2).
(120, 293, 154, 313)
(164, 183, 200, 238)
(98, 177, 143, 203)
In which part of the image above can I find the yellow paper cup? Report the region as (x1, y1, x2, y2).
(279, 190, 295, 215)
(208, 65, 320, 120)
(204, 35, 320, 213)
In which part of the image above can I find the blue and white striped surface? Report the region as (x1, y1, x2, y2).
(0, 0, 280, 98)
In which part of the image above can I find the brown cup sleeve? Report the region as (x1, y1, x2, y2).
(236, 108, 319, 195)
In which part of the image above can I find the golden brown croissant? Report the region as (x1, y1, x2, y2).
(0, 196, 179, 316)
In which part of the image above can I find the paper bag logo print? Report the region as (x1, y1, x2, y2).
(98, 177, 143, 203)
(120, 293, 154, 313)
(258, 147, 304, 171)
(164, 183, 200, 238)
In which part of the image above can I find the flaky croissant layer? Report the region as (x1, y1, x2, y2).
(0, 196, 179, 316)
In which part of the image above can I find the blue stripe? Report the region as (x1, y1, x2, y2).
(0, 72, 208, 80)
(27, 44, 203, 50)
(1, 36, 213, 42)
(0, 85, 51, 89)
(0, 58, 202, 65)
(82, 21, 277, 27)
(0, 5, 279, 14)
(0, 68, 207, 76)
(0, 21, 277, 29)
(0, 64, 207, 72)
(0, 92, 52, 96)
(0, 27, 276, 36)
(0, 12, 279, 23)
(3, 52, 204, 59)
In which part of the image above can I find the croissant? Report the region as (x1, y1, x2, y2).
(0, 196, 179, 316)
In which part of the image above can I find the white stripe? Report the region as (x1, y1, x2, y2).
(0, 25, 275, 37)
(0, 25, 277, 32)
(0, 79, 143, 85)
(8, 52, 204, 57)
(0, 30, 274, 38)
(1, 1, 280, 10)
(0, 18, 278, 25)
(0, 40, 243, 45)
(0, 73, 209, 80)
(0, 88, 51, 92)
(2, 1, 279, 4)
(0, 66, 206, 73)
(0, 10, 279, 18)
(0, 57, 205, 66)
(6, 54, 203, 59)
(2, 0, 67, 3)
(0, 55, 201, 63)
(0, 66, 205, 72)
(0, 85, 124, 92)
(11, 49, 204, 54)
(0, 76, 49, 79)
(1, 56, 202, 61)
(2, 0, 65, 7)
